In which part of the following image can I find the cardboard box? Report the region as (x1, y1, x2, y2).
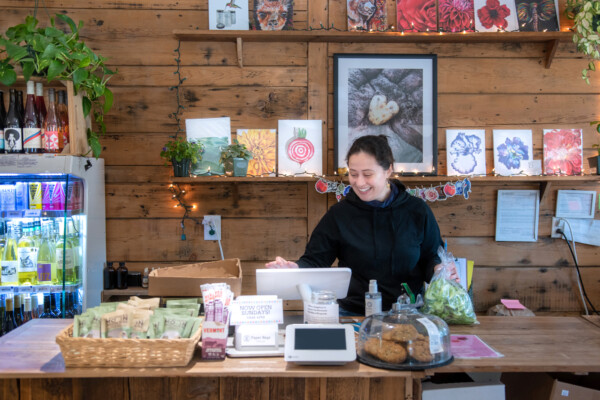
(148, 259, 242, 297)
(422, 382, 505, 400)
(502, 372, 600, 400)
(550, 380, 600, 400)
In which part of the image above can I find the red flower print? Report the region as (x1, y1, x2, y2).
(543, 129, 583, 175)
(477, 0, 511, 29)
(439, 0, 474, 32)
(397, 0, 437, 32)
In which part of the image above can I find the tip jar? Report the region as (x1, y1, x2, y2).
(357, 295, 453, 370)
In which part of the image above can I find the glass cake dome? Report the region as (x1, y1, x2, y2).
(357, 295, 453, 370)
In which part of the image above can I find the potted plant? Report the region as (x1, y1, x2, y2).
(566, 0, 600, 83)
(0, 13, 115, 157)
(219, 140, 253, 176)
(161, 137, 204, 177)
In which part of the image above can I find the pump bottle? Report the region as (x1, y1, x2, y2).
(365, 279, 382, 316)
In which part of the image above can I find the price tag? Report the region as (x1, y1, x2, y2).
(0, 286, 14, 294)
(6, 210, 22, 218)
(16, 286, 34, 294)
(37, 285, 50, 293)
(24, 209, 41, 218)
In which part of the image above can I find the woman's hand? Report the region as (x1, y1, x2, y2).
(265, 256, 299, 269)
(434, 262, 460, 283)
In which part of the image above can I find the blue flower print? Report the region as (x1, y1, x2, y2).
(497, 137, 529, 170)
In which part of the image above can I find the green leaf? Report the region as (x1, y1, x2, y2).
(22, 62, 34, 82)
(41, 43, 59, 59)
(57, 14, 78, 33)
(72, 68, 88, 87)
(47, 59, 66, 80)
(0, 68, 17, 86)
(78, 57, 91, 68)
(4, 42, 28, 61)
(87, 129, 102, 158)
(44, 26, 64, 38)
(103, 87, 113, 113)
(82, 96, 92, 117)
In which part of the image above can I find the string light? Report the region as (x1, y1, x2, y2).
(168, 40, 186, 140)
(169, 183, 201, 241)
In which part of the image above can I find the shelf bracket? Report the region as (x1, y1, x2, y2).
(236, 37, 243, 68)
(544, 39, 559, 69)
(539, 181, 551, 203)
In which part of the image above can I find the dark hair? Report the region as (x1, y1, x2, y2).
(345, 135, 394, 170)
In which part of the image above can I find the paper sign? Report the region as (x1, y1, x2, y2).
(229, 296, 283, 325)
(501, 299, 526, 310)
(450, 335, 503, 359)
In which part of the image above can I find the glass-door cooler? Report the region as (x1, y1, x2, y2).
(0, 155, 105, 334)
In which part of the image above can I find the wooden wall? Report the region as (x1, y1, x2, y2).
(1, 0, 599, 314)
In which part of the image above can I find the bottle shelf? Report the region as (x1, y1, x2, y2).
(1, 210, 83, 218)
(0, 283, 81, 294)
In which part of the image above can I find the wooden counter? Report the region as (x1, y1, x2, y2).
(1, 316, 599, 400)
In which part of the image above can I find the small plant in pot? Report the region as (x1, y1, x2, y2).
(161, 137, 204, 177)
(219, 140, 253, 177)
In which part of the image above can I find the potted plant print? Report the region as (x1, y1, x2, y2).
(219, 140, 253, 176)
(0, 13, 116, 157)
(161, 137, 204, 177)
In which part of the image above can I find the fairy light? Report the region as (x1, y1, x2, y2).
(168, 183, 202, 241)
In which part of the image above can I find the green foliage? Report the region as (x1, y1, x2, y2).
(0, 14, 116, 157)
(161, 137, 204, 165)
(591, 120, 600, 154)
(219, 139, 253, 164)
(569, 0, 600, 83)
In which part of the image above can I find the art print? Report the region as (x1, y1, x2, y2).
(236, 129, 277, 176)
(543, 128, 583, 176)
(474, 0, 518, 31)
(278, 120, 322, 176)
(397, 0, 437, 32)
(347, 0, 387, 31)
(438, 0, 475, 32)
(186, 117, 231, 175)
(334, 54, 437, 175)
(515, 0, 559, 31)
(446, 129, 486, 176)
(252, 0, 294, 30)
(209, 0, 250, 30)
(492, 129, 533, 176)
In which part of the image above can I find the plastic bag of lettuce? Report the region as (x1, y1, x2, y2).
(421, 246, 478, 325)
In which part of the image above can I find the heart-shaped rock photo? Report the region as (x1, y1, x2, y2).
(368, 95, 399, 126)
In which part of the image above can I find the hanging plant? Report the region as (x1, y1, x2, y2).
(0, 13, 116, 157)
(566, 0, 600, 83)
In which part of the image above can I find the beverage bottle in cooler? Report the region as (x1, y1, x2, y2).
(4, 89, 23, 153)
(17, 222, 39, 285)
(29, 182, 42, 210)
(43, 89, 62, 153)
(22, 296, 33, 323)
(4, 296, 17, 333)
(64, 292, 74, 318)
(13, 294, 23, 326)
(1, 222, 19, 286)
(0, 295, 5, 336)
(33, 220, 41, 246)
(55, 225, 75, 284)
(68, 218, 81, 283)
(51, 292, 61, 318)
(39, 293, 53, 318)
(37, 222, 55, 284)
(41, 182, 54, 211)
(30, 292, 38, 318)
(52, 182, 66, 211)
(116, 262, 128, 289)
(23, 81, 42, 154)
(57, 90, 69, 148)
(0, 184, 16, 212)
(0, 90, 5, 152)
(16, 90, 24, 125)
(15, 182, 29, 210)
(35, 82, 46, 125)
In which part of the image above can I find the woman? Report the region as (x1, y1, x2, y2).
(266, 135, 457, 315)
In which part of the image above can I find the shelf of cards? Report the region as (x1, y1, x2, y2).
(173, 30, 573, 68)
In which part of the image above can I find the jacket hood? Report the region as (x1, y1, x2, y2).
(345, 179, 410, 209)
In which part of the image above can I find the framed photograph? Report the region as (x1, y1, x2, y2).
(334, 54, 437, 175)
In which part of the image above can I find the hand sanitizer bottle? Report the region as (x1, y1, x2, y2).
(365, 279, 382, 316)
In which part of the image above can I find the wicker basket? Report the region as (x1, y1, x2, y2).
(55, 324, 202, 368)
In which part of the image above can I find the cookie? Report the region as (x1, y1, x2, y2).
(377, 340, 407, 364)
(408, 339, 433, 363)
(368, 95, 399, 125)
(381, 324, 419, 342)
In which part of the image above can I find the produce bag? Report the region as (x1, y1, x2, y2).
(422, 246, 478, 325)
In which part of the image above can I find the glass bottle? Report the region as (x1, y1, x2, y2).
(67, 219, 81, 283)
(22, 296, 33, 323)
(365, 279, 382, 317)
(57, 90, 69, 148)
(13, 294, 23, 326)
(0, 90, 5, 152)
(23, 80, 42, 154)
(51, 292, 62, 318)
(64, 292, 74, 318)
(0, 295, 5, 336)
(43, 88, 62, 153)
(1, 222, 19, 286)
(35, 82, 47, 125)
(17, 222, 39, 285)
(38, 293, 53, 318)
(30, 292, 38, 318)
(16, 90, 24, 126)
(55, 223, 75, 284)
(116, 261, 128, 289)
(37, 222, 55, 284)
(4, 296, 17, 333)
(4, 89, 23, 153)
(103, 261, 116, 290)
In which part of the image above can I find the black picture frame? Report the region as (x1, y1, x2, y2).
(334, 54, 438, 175)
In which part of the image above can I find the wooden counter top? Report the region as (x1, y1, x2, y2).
(1, 316, 599, 379)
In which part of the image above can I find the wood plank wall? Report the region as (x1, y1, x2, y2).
(0, 0, 599, 314)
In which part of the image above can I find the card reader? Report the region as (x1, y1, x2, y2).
(284, 324, 356, 365)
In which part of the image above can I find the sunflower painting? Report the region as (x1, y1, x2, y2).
(236, 129, 277, 176)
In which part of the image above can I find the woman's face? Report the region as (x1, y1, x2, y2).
(348, 151, 393, 202)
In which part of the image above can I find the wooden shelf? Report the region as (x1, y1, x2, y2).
(101, 287, 148, 302)
(173, 30, 572, 68)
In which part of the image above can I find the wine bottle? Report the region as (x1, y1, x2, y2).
(51, 292, 61, 318)
(35, 83, 47, 125)
(37, 222, 55, 284)
(55, 228, 75, 284)
(22, 296, 33, 324)
(17, 222, 39, 285)
(64, 292, 74, 318)
(4, 89, 23, 153)
(0, 90, 6, 152)
(38, 293, 53, 318)
(116, 262, 128, 289)
(4, 296, 17, 333)
(23, 81, 42, 153)
(42, 89, 62, 153)
(16, 90, 24, 126)
(13, 294, 23, 326)
(1, 222, 19, 286)
(57, 90, 69, 148)
(30, 293, 38, 319)
(0, 295, 6, 336)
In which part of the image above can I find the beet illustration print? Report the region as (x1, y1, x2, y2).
(287, 127, 315, 166)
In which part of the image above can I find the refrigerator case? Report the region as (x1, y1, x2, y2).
(0, 155, 106, 311)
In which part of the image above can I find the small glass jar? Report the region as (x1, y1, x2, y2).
(305, 290, 338, 324)
(216, 10, 225, 29)
(311, 290, 336, 304)
(229, 10, 236, 25)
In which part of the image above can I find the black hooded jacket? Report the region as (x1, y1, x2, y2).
(296, 179, 443, 314)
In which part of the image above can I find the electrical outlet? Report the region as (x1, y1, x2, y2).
(203, 215, 221, 240)
(551, 217, 565, 239)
